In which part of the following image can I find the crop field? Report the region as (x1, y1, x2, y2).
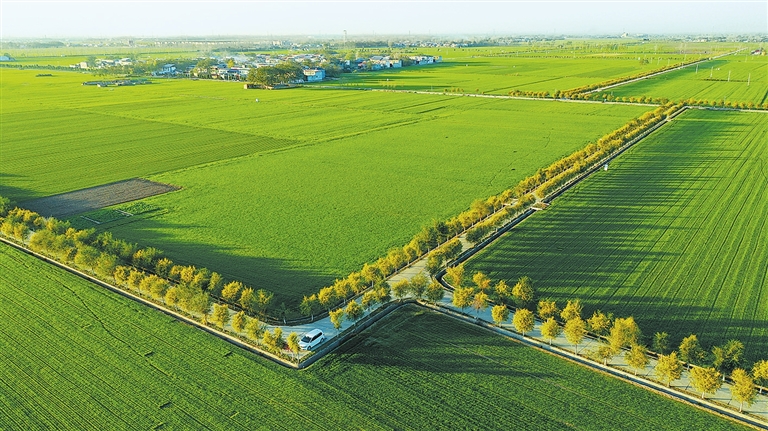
(314, 42, 744, 95)
(0, 68, 648, 307)
(600, 53, 768, 105)
(0, 243, 746, 430)
(466, 109, 768, 362)
(319, 55, 695, 95)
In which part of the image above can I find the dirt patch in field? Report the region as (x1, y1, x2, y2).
(21, 178, 179, 217)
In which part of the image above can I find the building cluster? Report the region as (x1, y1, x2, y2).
(69, 58, 133, 69)
(64, 50, 442, 83)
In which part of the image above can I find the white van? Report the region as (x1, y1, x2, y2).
(298, 329, 325, 350)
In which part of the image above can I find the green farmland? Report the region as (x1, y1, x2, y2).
(317, 52, 703, 96)
(0, 68, 648, 307)
(314, 41, 742, 95)
(465, 109, 768, 362)
(0, 243, 746, 430)
(599, 53, 768, 105)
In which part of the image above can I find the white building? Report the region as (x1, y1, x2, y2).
(303, 68, 325, 82)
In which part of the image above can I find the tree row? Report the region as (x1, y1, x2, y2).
(442, 264, 768, 413)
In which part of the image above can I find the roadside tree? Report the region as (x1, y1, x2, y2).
(564, 316, 586, 353)
(513, 309, 535, 337)
(586, 310, 612, 336)
(491, 304, 509, 326)
(608, 316, 640, 353)
(287, 332, 301, 363)
(318, 286, 336, 312)
(245, 317, 265, 340)
(472, 272, 491, 292)
(731, 368, 757, 412)
(596, 344, 614, 366)
(361, 290, 379, 311)
(493, 280, 512, 304)
(231, 311, 246, 333)
(329, 308, 345, 335)
(221, 281, 243, 303)
(625, 344, 649, 375)
(425, 281, 445, 304)
(471, 291, 489, 318)
(511, 276, 534, 307)
(211, 303, 230, 329)
(445, 264, 465, 288)
(409, 274, 428, 299)
(679, 334, 706, 368)
(345, 301, 364, 327)
(537, 299, 558, 320)
(689, 367, 722, 399)
(560, 299, 583, 321)
(299, 295, 321, 321)
(239, 287, 254, 312)
(712, 339, 744, 378)
(541, 317, 561, 346)
(392, 279, 410, 302)
(652, 332, 670, 355)
(452, 287, 474, 313)
(655, 352, 683, 387)
(753, 360, 768, 394)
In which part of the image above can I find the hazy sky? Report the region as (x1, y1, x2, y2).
(2, 1, 766, 38)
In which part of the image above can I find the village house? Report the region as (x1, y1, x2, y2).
(303, 68, 325, 82)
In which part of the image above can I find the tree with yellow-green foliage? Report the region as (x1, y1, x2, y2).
(472, 271, 491, 292)
(287, 332, 301, 363)
(329, 308, 345, 335)
(655, 352, 683, 387)
(564, 316, 586, 353)
(491, 304, 509, 326)
(513, 309, 535, 337)
(560, 299, 582, 321)
(452, 286, 474, 313)
(210, 303, 230, 329)
(625, 344, 649, 376)
(425, 281, 445, 304)
(345, 300, 363, 327)
(471, 291, 489, 318)
(231, 311, 246, 333)
(541, 317, 561, 346)
(587, 310, 611, 336)
(753, 360, 768, 394)
(445, 264, 465, 288)
(512, 276, 534, 307)
(690, 367, 722, 399)
(537, 299, 558, 320)
(731, 368, 756, 412)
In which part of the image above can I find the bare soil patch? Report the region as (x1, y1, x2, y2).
(21, 178, 179, 217)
